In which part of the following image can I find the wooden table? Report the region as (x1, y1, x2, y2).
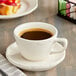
(0, 0, 76, 76)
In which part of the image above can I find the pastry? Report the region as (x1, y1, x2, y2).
(0, 0, 20, 15)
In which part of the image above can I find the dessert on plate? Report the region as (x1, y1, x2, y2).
(0, 0, 20, 15)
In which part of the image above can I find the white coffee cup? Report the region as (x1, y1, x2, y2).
(14, 22, 68, 61)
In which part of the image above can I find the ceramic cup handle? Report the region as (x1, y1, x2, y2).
(51, 38, 68, 53)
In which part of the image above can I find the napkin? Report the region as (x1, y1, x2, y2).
(0, 54, 26, 76)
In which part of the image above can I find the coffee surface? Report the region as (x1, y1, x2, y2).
(19, 28, 53, 40)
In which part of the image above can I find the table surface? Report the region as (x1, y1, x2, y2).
(0, 0, 76, 76)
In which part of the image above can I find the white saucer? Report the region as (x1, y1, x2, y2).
(6, 42, 66, 71)
(0, 0, 38, 19)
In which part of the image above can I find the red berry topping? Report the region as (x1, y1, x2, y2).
(5, 1, 17, 6)
(0, 0, 17, 6)
(0, 0, 7, 3)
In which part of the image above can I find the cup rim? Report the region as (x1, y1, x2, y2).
(14, 22, 58, 42)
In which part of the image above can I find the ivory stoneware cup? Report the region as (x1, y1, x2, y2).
(14, 22, 68, 61)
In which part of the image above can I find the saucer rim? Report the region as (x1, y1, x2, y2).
(6, 42, 66, 71)
(0, 0, 38, 19)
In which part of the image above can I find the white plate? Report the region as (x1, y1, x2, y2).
(6, 42, 66, 71)
(0, 0, 38, 19)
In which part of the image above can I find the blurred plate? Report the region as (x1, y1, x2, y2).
(0, 0, 38, 19)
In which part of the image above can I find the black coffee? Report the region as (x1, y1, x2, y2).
(19, 28, 53, 40)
